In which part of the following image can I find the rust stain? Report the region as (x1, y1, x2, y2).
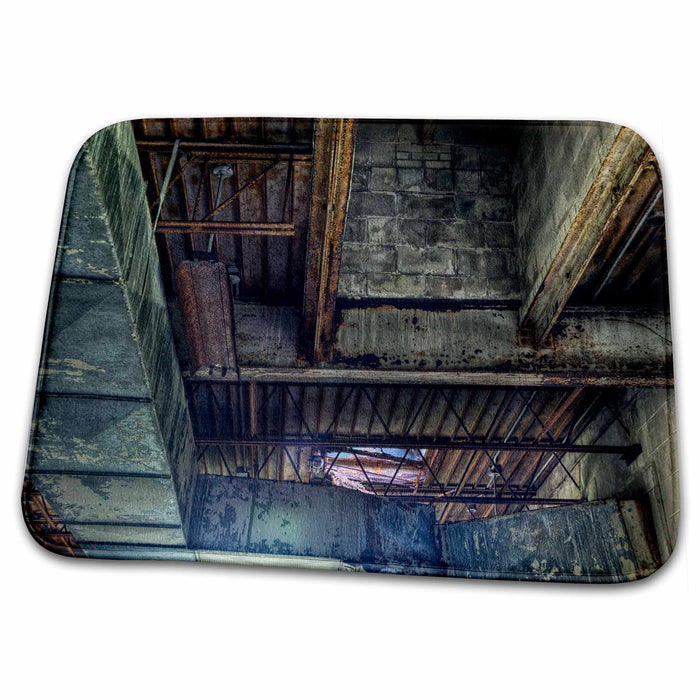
(176, 261, 237, 371)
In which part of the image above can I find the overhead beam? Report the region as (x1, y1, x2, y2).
(222, 300, 671, 385)
(135, 140, 312, 159)
(196, 436, 638, 458)
(185, 365, 671, 388)
(302, 118, 357, 362)
(520, 127, 656, 345)
(156, 221, 295, 236)
(381, 495, 581, 506)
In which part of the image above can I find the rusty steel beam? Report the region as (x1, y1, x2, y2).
(521, 127, 655, 346)
(381, 495, 581, 506)
(195, 436, 638, 458)
(184, 365, 673, 388)
(135, 140, 312, 158)
(156, 221, 295, 236)
(302, 118, 357, 362)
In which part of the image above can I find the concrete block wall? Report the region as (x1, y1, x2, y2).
(511, 122, 620, 315)
(338, 121, 519, 301)
(613, 388, 678, 562)
(538, 387, 678, 566)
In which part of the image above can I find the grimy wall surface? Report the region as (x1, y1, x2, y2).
(189, 475, 442, 573)
(536, 387, 678, 565)
(190, 476, 652, 581)
(338, 121, 519, 301)
(26, 122, 198, 559)
(444, 499, 654, 582)
(511, 121, 620, 315)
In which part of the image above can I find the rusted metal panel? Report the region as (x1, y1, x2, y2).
(521, 128, 654, 345)
(175, 260, 237, 371)
(133, 117, 314, 151)
(134, 122, 313, 306)
(302, 118, 357, 362)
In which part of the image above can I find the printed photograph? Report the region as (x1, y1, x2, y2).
(23, 118, 677, 582)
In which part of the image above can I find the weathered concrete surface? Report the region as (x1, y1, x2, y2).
(223, 301, 671, 385)
(40, 279, 150, 397)
(232, 302, 300, 366)
(31, 395, 170, 475)
(190, 477, 653, 581)
(68, 524, 187, 546)
(331, 306, 672, 379)
(26, 122, 198, 555)
(189, 475, 441, 573)
(443, 499, 652, 582)
(518, 128, 654, 343)
(29, 474, 182, 525)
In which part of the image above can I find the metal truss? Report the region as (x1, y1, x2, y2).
(194, 383, 641, 511)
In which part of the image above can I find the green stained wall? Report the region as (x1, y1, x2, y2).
(27, 122, 197, 555)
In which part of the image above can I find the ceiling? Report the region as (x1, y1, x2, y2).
(133, 117, 314, 306)
(131, 117, 658, 526)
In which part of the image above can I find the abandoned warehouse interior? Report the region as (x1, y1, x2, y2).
(24, 117, 678, 582)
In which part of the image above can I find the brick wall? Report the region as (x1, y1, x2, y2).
(338, 121, 519, 301)
(511, 121, 620, 315)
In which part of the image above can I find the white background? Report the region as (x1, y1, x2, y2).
(2, 2, 696, 697)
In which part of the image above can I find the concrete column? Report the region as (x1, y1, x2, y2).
(27, 122, 198, 559)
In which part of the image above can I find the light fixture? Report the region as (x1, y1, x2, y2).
(308, 453, 325, 483)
